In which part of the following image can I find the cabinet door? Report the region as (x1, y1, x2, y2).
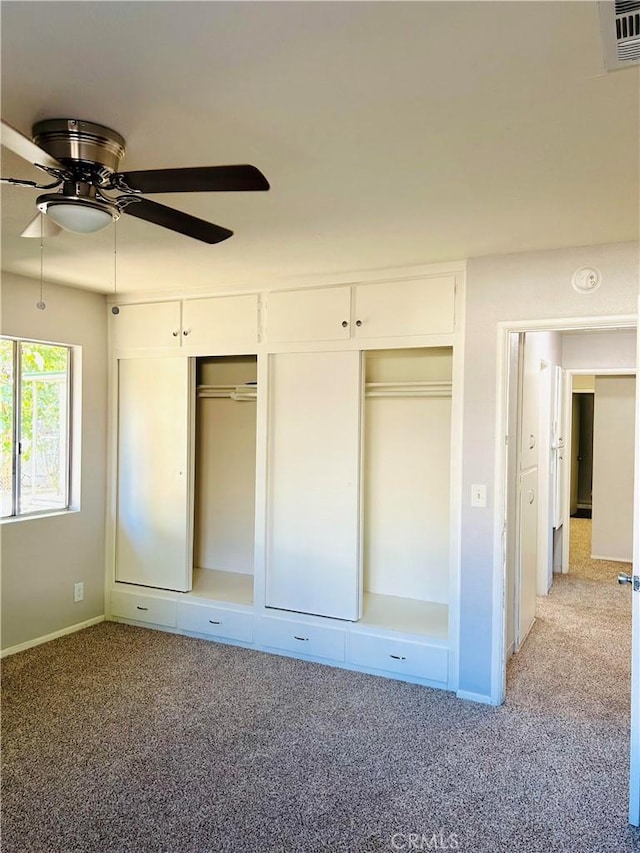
(111, 302, 181, 350)
(353, 276, 455, 338)
(182, 295, 258, 352)
(116, 357, 193, 591)
(266, 286, 351, 342)
(266, 351, 361, 620)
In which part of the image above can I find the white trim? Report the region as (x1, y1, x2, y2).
(446, 272, 466, 693)
(591, 554, 634, 563)
(105, 260, 468, 306)
(1, 615, 105, 658)
(492, 313, 637, 707)
(456, 690, 496, 705)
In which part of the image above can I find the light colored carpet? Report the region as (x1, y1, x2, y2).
(2, 535, 638, 852)
(569, 516, 631, 582)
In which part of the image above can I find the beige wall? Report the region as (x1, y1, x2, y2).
(1, 273, 107, 650)
(461, 241, 639, 701)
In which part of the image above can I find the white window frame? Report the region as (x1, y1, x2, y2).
(1, 336, 74, 520)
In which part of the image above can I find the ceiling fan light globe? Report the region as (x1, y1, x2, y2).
(36, 195, 119, 234)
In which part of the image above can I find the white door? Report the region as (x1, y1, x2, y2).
(551, 365, 565, 529)
(536, 361, 553, 596)
(116, 357, 193, 592)
(266, 350, 362, 620)
(517, 467, 538, 647)
(631, 511, 640, 826)
(515, 335, 539, 648)
(629, 318, 640, 826)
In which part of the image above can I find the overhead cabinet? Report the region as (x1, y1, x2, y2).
(181, 295, 258, 352)
(353, 276, 455, 338)
(112, 301, 182, 350)
(111, 295, 259, 353)
(264, 275, 455, 344)
(265, 286, 352, 343)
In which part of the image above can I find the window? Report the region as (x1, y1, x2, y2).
(1, 338, 72, 518)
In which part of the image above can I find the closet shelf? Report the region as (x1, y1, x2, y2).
(365, 380, 452, 398)
(197, 384, 257, 401)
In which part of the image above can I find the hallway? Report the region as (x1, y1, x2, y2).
(506, 517, 635, 842)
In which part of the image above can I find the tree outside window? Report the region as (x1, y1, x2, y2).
(1, 338, 71, 518)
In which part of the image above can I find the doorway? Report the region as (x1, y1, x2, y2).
(498, 320, 638, 824)
(504, 331, 637, 658)
(570, 385, 594, 519)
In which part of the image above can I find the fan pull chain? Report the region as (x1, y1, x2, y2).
(113, 218, 118, 295)
(37, 214, 46, 310)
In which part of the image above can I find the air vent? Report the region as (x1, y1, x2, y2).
(599, 0, 640, 69)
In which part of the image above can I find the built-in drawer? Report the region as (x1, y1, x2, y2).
(177, 602, 253, 643)
(257, 616, 345, 662)
(110, 589, 177, 628)
(347, 632, 448, 683)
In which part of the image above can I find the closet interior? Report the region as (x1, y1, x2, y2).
(193, 355, 257, 605)
(361, 347, 452, 639)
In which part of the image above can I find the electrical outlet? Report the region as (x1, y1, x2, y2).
(471, 484, 487, 508)
(74, 582, 84, 603)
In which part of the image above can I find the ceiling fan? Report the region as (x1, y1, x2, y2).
(1, 118, 270, 243)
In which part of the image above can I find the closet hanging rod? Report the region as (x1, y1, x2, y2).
(197, 384, 257, 401)
(365, 380, 452, 399)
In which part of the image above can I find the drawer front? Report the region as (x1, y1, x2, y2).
(110, 590, 177, 628)
(258, 616, 345, 662)
(348, 632, 448, 683)
(177, 602, 253, 643)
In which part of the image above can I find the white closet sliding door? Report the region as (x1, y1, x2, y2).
(116, 357, 193, 592)
(266, 351, 362, 620)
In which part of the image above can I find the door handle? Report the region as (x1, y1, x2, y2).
(618, 574, 640, 590)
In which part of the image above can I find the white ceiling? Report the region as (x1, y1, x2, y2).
(1, 1, 638, 296)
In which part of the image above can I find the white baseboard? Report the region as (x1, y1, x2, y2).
(590, 554, 632, 563)
(456, 689, 496, 706)
(1, 615, 105, 658)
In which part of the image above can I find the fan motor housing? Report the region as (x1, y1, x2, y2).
(32, 118, 126, 174)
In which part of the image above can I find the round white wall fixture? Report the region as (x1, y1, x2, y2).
(572, 266, 601, 294)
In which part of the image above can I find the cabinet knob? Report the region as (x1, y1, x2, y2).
(341, 320, 349, 328)
(355, 320, 362, 327)
(183, 329, 190, 336)
(172, 330, 179, 337)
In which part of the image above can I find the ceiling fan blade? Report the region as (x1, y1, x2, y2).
(1, 119, 64, 169)
(121, 198, 234, 244)
(20, 213, 63, 238)
(116, 165, 270, 194)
